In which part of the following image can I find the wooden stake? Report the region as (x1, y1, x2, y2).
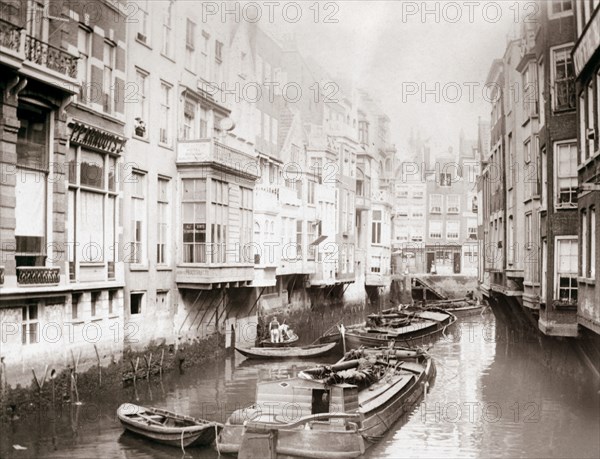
(159, 349, 165, 377)
(93, 344, 102, 387)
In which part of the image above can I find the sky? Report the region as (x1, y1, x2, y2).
(262, 0, 521, 158)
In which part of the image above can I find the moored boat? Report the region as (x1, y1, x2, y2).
(117, 403, 222, 448)
(235, 341, 337, 359)
(320, 307, 456, 348)
(218, 348, 435, 458)
(416, 298, 487, 316)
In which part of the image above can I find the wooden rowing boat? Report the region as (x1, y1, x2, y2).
(117, 403, 222, 448)
(235, 341, 337, 359)
(218, 348, 435, 458)
(320, 308, 456, 348)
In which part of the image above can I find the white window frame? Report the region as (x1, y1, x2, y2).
(159, 82, 172, 145)
(429, 194, 442, 214)
(548, 0, 573, 19)
(550, 43, 575, 112)
(554, 140, 578, 209)
(429, 220, 442, 239)
(554, 237, 578, 302)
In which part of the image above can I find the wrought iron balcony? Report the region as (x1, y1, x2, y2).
(24, 34, 78, 78)
(0, 18, 21, 53)
(17, 266, 60, 285)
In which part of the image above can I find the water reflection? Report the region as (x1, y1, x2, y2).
(1, 309, 598, 459)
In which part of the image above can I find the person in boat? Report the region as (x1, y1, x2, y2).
(269, 317, 281, 343)
(279, 322, 289, 341)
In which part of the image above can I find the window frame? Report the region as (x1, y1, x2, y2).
(554, 140, 578, 209)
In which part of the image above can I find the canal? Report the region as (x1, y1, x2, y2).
(1, 306, 599, 458)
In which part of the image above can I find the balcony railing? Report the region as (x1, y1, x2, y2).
(24, 35, 78, 78)
(177, 138, 257, 177)
(17, 266, 60, 285)
(0, 18, 22, 53)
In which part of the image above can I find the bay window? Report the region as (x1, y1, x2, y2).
(182, 178, 207, 263)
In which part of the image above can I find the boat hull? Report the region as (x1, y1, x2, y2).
(219, 357, 435, 458)
(321, 310, 456, 347)
(117, 404, 219, 448)
(235, 342, 336, 359)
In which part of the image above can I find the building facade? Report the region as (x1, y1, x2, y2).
(0, 0, 127, 384)
(574, 0, 600, 336)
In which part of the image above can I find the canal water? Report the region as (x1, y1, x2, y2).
(1, 307, 599, 459)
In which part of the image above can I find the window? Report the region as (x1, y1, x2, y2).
(130, 292, 143, 315)
(468, 218, 477, 240)
(182, 178, 207, 263)
(77, 27, 91, 102)
(439, 172, 452, 186)
(157, 178, 170, 265)
(131, 171, 146, 264)
(66, 145, 117, 280)
(587, 81, 595, 156)
(91, 291, 101, 317)
(134, 70, 148, 135)
(214, 40, 223, 82)
(185, 19, 196, 71)
(538, 58, 545, 126)
(159, 83, 171, 144)
(22, 304, 38, 345)
(136, 0, 149, 44)
(371, 255, 381, 273)
(552, 46, 575, 111)
(541, 147, 547, 209)
(210, 180, 228, 263)
(308, 179, 316, 205)
(296, 220, 303, 259)
(429, 220, 442, 239)
(240, 187, 253, 263)
(358, 121, 369, 144)
(296, 177, 303, 200)
(413, 190, 424, 199)
(555, 142, 577, 208)
(16, 104, 48, 268)
(200, 31, 210, 80)
(591, 208, 596, 278)
(103, 42, 115, 113)
(549, 0, 572, 18)
(27, 1, 44, 40)
(507, 216, 514, 265)
(372, 210, 382, 244)
(446, 221, 459, 240)
(430, 194, 442, 214)
(162, 2, 172, 57)
(582, 210, 588, 276)
(447, 195, 460, 214)
(555, 238, 578, 302)
(522, 62, 538, 117)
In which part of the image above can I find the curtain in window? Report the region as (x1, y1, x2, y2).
(79, 191, 104, 262)
(15, 169, 45, 236)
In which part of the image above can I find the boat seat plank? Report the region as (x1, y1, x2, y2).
(413, 311, 450, 321)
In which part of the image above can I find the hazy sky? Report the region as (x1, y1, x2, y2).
(263, 0, 521, 157)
